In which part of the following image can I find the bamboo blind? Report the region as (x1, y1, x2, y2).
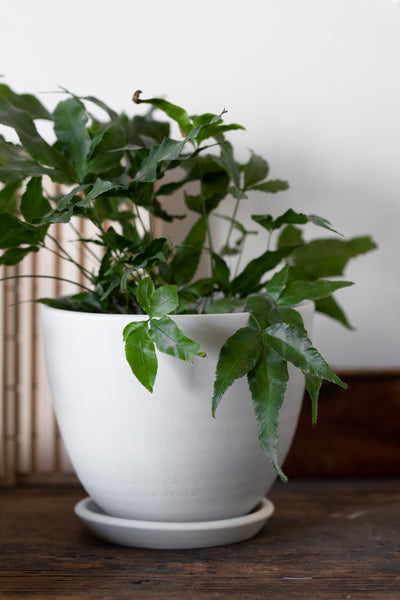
(0, 216, 95, 487)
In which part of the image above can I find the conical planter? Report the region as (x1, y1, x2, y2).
(40, 300, 314, 548)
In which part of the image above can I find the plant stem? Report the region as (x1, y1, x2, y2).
(197, 159, 215, 287)
(224, 196, 240, 253)
(202, 204, 215, 281)
(0, 274, 94, 292)
(46, 235, 93, 281)
(68, 221, 101, 263)
(233, 241, 245, 278)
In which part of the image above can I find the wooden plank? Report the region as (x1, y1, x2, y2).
(31, 246, 57, 474)
(1, 270, 18, 487)
(285, 370, 400, 477)
(0, 266, 5, 481)
(0, 479, 399, 599)
(16, 253, 34, 475)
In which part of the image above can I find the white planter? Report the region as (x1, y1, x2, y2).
(41, 302, 314, 526)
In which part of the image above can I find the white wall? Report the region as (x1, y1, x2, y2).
(2, 0, 400, 369)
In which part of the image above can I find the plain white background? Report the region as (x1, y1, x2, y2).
(1, 0, 399, 369)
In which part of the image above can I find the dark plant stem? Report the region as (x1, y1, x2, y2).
(67, 221, 101, 263)
(197, 158, 215, 290)
(46, 235, 94, 282)
(224, 196, 240, 254)
(0, 274, 94, 292)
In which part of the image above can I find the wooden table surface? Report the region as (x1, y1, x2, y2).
(1, 479, 399, 599)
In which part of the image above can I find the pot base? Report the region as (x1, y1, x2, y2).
(75, 496, 274, 549)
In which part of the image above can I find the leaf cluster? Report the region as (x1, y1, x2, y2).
(123, 277, 205, 392)
(0, 84, 376, 479)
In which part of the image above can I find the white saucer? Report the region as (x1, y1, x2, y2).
(74, 497, 274, 549)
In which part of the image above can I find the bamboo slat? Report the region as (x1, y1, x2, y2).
(0, 196, 93, 485)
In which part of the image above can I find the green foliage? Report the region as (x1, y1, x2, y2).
(277, 280, 354, 307)
(305, 374, 322, 425)
(136, 277, 155, 315)
(123, 321, 157, 392)
(0, 83, 376, 479)
(123, 277, 205, 389)
(150, 316, 205, 363)
(265, 266, 290, 303)
(53, 98, 91, 181)
(147, 285, 179, 318)
(289, 237, 376, 280)
(211, 290, 347, 480)
(0, 180, 22, 211)
(252, 209, 340, 235)
(231, 247, 295, 295)
(169, 216, 207, 285)
(243, 153, 269, 189)
(264, 323, 346, 387)
(212, 327, 262, 415)
(248, 347, 289, 482)
(20, 177, 51, 223)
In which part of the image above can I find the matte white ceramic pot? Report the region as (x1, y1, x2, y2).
(41, 301, 314, 523)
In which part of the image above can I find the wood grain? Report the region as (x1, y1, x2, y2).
(1, 480, 399, 599)
(285, 371, 400, 477)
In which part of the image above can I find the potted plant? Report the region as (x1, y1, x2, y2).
(0, 83, 375, 548)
